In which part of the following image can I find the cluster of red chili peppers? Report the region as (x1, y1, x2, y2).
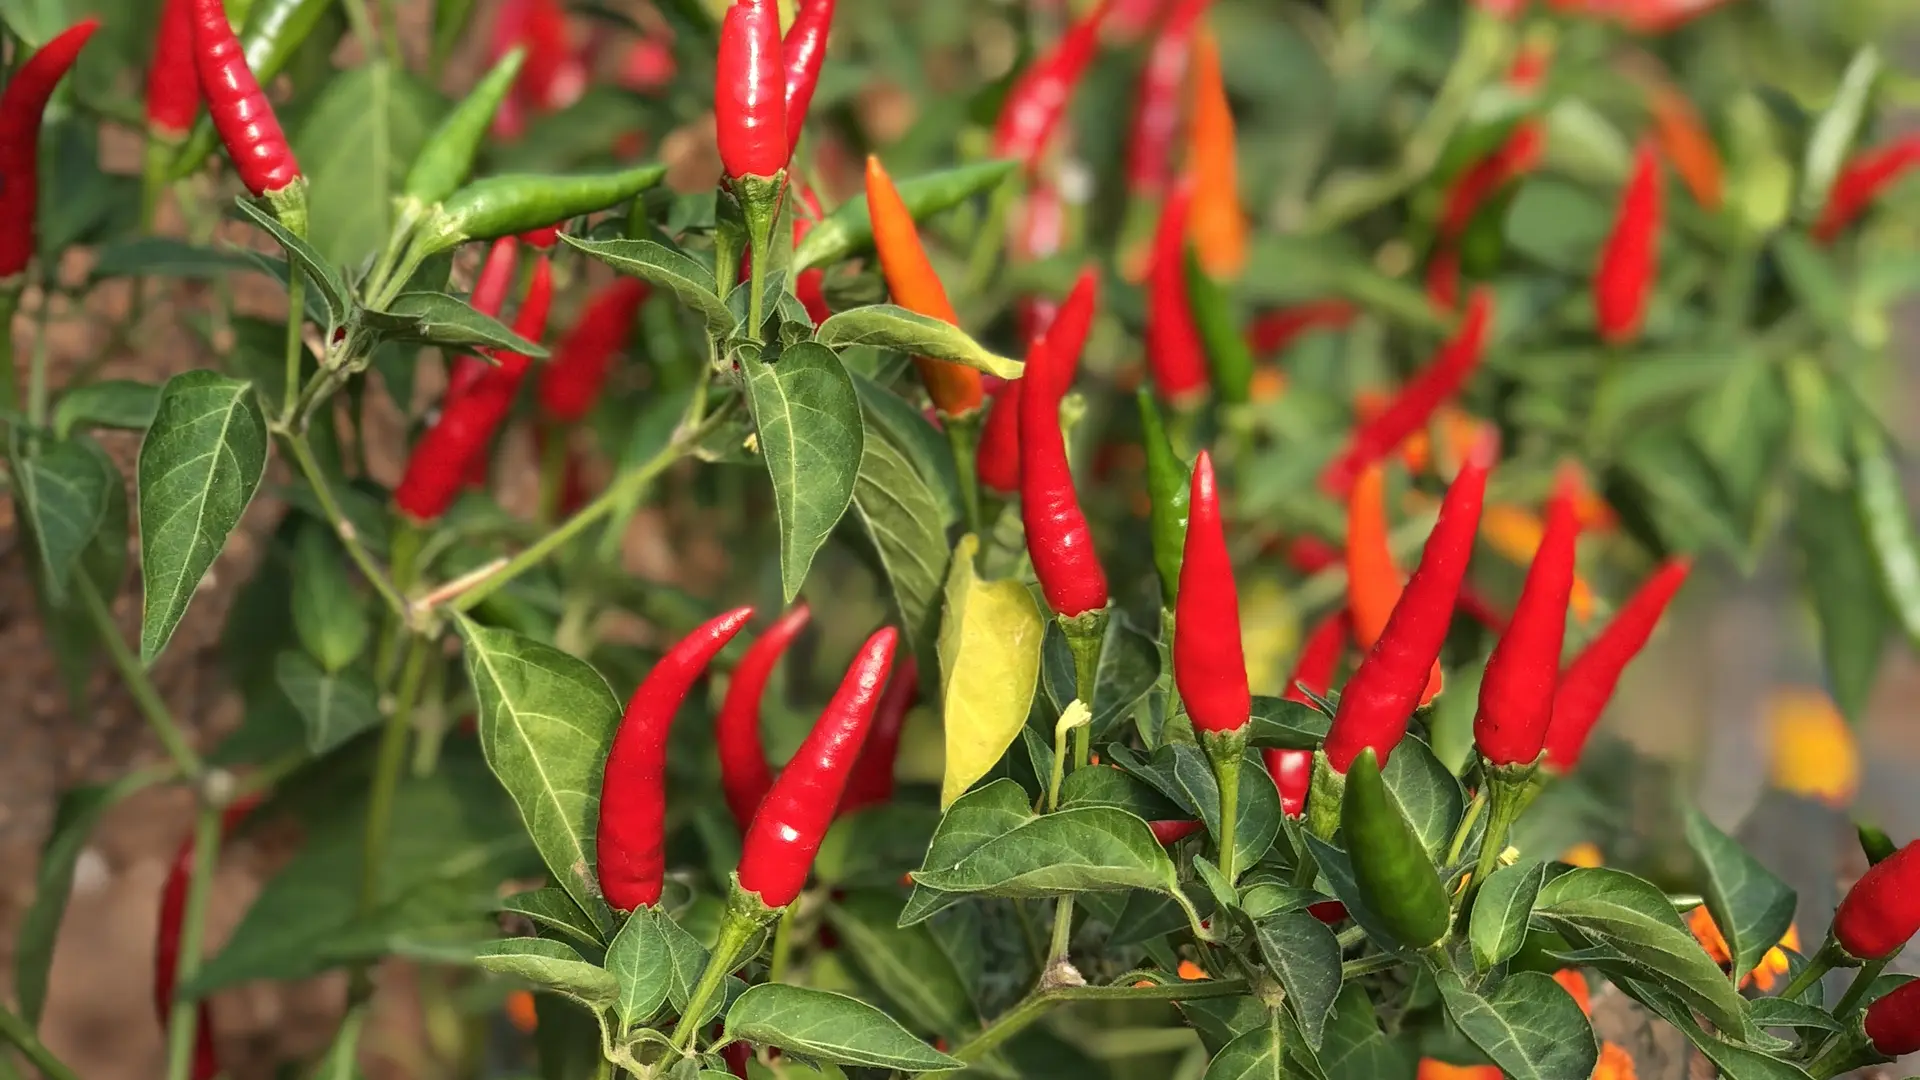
(0, 20, 101, 284)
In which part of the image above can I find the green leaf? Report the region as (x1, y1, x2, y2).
(1799, 47, 1880, 220)
(1041, 615, 1162, 741)
(912, 806, 1181, 898)
(137, 371, 270, 662)
(14, 436, 115, 604)
(1684, 808, 1797, 987)
(230, 197, 351, 324)
(1254, 912, 1341, 1049)
(1205, 1013, 1287, 1080)
(815, 306, 1022, 380)
(813, 805, 943, 889)
(293, 60, 444, 268)
(1248, 697, 1332, 750)
(1749, 996, 1842, 1033)
(1470, 860, 1547, 972)
(291, 524, 372, 672)
(937, 534, 1045, 808)
(1381, 736, 1465, 861)
(500, 888, 606, 952)
(1501, 179, 1612, 275)
(1630, 979, 1816, 1080)
(1432, 968, 1597, 1080)
(604, 906, 674, 1030)
(901, 779, 1034, 925)
(825, 890, 978, 1038)
(475, 938, 619, 1011)
(742, 341, 863, 602)
(655, 911, 717, 1020)
(1314, 982, 1413, 1080)
(563, 235, 735, 336)
(722, 984, 963, 1072)
(1058, 764, 1185, 821)
(89, 238, 262, 282)
(851, 406, 957, 676)
(794, 159, 1018, 271)
(459, 618, 623, 932)
(1795, 478, 1890, 723)
(53, 379, 161, 438)
(274, 652, 382, 755)
(370, 291, 551, 356)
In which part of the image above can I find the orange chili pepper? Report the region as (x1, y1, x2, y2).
(1176, 959, 1210, 980)
(1552, 969, 1592, 1016)
(864, 155, 985, 416)
(1346, 464, 1444, 703)
(505, 989, 539, 1033)
(1646, 82, 1723, 211)
(1186, 29, 1245, 278)
(1592, 1042, 1637, 1080)
(1417, 1060, 1501, 1080)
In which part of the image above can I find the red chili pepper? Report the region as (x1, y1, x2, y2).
(1866, 974, 1920, 1056)
(1472, 474, 1580, 767)
(0, 20, 99, 282)
(1595, 142, 1662, 347)
(1264, 608, 1349, 816)
(536, 278, 650, 423)
(447, 237, 522, 404)
(147, 0, 199, 139)
(716, 0, 789, 179)
(1323, 441, 1493, 772)
(1836, 840, 1920, 961)
(790, 184, 831, 324)
(993, 0, 1112, 171)
(1246, 303, 1356, 355)
(518, 223, 562, 249)
(191, 0, 300, 196)
(1145, 183, 1210, 403)
(598, 608, 757, 911)
(781, 0, 836, 157)
(1150, 819, 1205, 844)
(976, 379, 1023, 495)
(1034, 267, 1099, 402)
(1426, 247, 1462, 314)
(510, 0, 586, 114)
(721, 1042, 753, 1078)
(1320, 290, 1492, 496)
(1346, 463, 1445, 705)
(1813, 135, 1920, 243)
(1438, 44, 1550, 239)
(738, 627, 898, 907)
(1012, 184, 1067, 340)
(1174, 451, 1250, 733)
(1542, 558, 1690, 771)
(1126, 0, 1213, 198)
(1020, 320, 1109, 618)
(715, 606, 812, 833)
(841, 655, 917, 813)
(154, 795, 262, 1080)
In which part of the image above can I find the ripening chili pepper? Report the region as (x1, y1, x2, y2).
(1185, 248, 1254, 405)
(1343, 747, 1450, 947)
(192, 0, 301, 198)
(1320, 290, 1492, 496)
(536, 277, 650, 423)
(1138, 390, 1190, 607)
(721, 1042, 752, 1079)
(1541, 558, 1690, 771)
(154, 795, 261, 1080)
(446, 236, 521, 404)
(1323, 443, 1492, 772)
(1265, 608, 1348, 816)
(866, 155, 985, 416)
(715, 606, 812, 833)
(1813, 135, 1920, 243)
(1346, 464, 1445, 705)
(1174, 452, 1250, 733)
(598, 607, 756, 911)
(782, 0, 836, 157)
(1472, 475, 1580, 767)
(1595, 142, 1662, 347)
(1860, 821, 1899, 866)
(1186, 29, 1245, 278)
(1867, 977, 1920, 1058)
(842, 655, 917, 813)
(0, 19, 98, 283)
(148, 0, 201, 140)
(421, 163, 667, 253)
(1835, 840, 1920, 961)
(738, 627, 898, 907)
(1145, 183, 1210, 403)
(1021, 335, 1109, 618)
(976, 379, 1022, 495)
(1151, 819, 1205, 845)
(1127, 0, 1213, 199)
(404, 48, 528, 208)
(994, 0, 1111, 171)
(1247, 302, 1355, 356)
(1646, 83, 1723, 211)
(1426, 247, 1462, 314)
(716, 0, 788, 179)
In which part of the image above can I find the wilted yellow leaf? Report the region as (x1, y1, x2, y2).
(939, 534, 1045, 808)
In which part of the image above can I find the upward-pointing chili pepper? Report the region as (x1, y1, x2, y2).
(1185, 247, 1255, 405)
(1646, 83, 1723, 211)
(842, 655, 917, 813)
(1145, 183, 1210, 404)
(446, 236, 522, 404)
(1021, 322, 1108, 619)
(598, 607, 757, 912)
(994, 0, 1111, 171)
(1473, 474, 1580, 767)
(1266, 609, 1349, 816)
(404, 48, 528, 208)
(866, 155, 985, 416)
(1187, 29, 1245, 278)
(1346, 464, 1445, 705)
(1324, 442, 1492, 772)
(191, 0, 302, 198)
(781, 0, 836, 157)
(148, 0, 200, 140)
(1343, 747, 1450, 948)
(1127, 0, 1213, 199)
(1835, 840, 1920, 961)
(1174, 451, 1250, 733)
(1813, 135, 1920, 243)
(1138, 390, 1191, 607)
(715, 605, 811, 832)
(154, 795, 261, 1080)
(976, 380, 1022, 495)
(738, 627, 898, 907)
(536, 277, 650, 423)
(716, 0, 788, 180)
(0, 20, 100, 282)
(1541, 558, 1689, 771)
(1595, 142, 1662, 347)
(1033, 267, 1098, 402)
(1320, 290, 1492, 496)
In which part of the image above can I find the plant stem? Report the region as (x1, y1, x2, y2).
(162, 805, 222, 1080)
(25, 288, 50, 433)
(1446, 789, 1487, 867)
(1830, 955, 1890, 1021)
(354, 635, 431, 990)
(1779, 938, 1844, 1004)
(672, 911, 760, 1053)
(0, 287, 18, 415)
(1214, 748, 1242, 884)
(282, 273, 307, 421)
(277, 429, 408, 617)
(77, 575, 204, 780)
(944, 411, 982, 535)
(1340, 951, 1399, 979)
(768, 905, 797, 985)
(0, 1005, 81, 1080)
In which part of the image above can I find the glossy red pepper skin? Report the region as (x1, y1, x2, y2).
(716, 0, 789, 179)
(841, 654, 917, 813)
(154, 795, 261, 1080)
(1126, 0, 1212, 198)
(1145, 184, 1210, 403)
(1247, 302, 1356, 356)
(1034, 268, 1099, 403)
(1323, 445, 1492, 772)
(148, 0, 200, 139)
(781, 0, 836, 157)
(0, 20, 100, 282)
(738, 627, 898, 907)
(1320, 290, 1492, 496)
(1174, 451, 1249, 733)
(1438, 43, 1549, 239)
(598, 608, 756, 912)
(1473, 478, 1580, 766)
(1541, 559, 1690, 770)
(993, 0, 1112, 171)
(1836, 840, 1920, 961)
(1595, 142, 1662, 347)
(1814, 135, 1920, 243)
(446, 237, 522, 404)
(1866, 974, 1920, 1056)
(1265, 609, 1348, 816)
(519, 223, 562, 249)
(716, 606, 813, 832)
(975, 378, 1023, 495)
(191, 0, 300, 196)
(1150, 819, 1205, 845)
(1020, 307, 1109, 618)
(536, 277, 650, 423)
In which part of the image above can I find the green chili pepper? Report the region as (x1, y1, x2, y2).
(1860, 820, 1899, 865)
(166, 0, 334, 182)
(403, 48, 526, 208)
(1853, 426, 1920, 654)
(419, 164, 669, 254)
(1342, 747, 1450, 949)
(1137, 389, 1190, 607)
(793, 158, 1017, 272)
(1183, 247, 1254, 406)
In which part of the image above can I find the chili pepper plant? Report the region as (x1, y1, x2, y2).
(4, 0, 1920, 1077)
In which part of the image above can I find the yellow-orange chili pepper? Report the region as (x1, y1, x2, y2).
(864, 155, 985, 416)
(1347, 463, 1444, 703)
(1647, 82, 1724, 212)
(1186, 29, 1245, 278)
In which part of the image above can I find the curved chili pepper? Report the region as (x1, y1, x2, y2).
(1138, 390, 1190, 606)
(446, 236, 522, 404)
(1324, 443, 1492, 772)
(782, 0, 836, 157)
(842, 655, 917, 813)
(1145, 183, 1210, 403)
(1151, 819, 1205, 845)
(1595, 142, 1662, 347)
(148, 0, 200, 139)
(1343, 747, 1450, 947)
(1020, 329, 1108, 618)
(1320, 290, 1492, 496)
(1813, 135, 1920, 243)
(1438, 44, 1550, 240)
(1541, 558, 1690, 770)
(1174, 451, 1249, 733)
(1187, 29, 1245, 278)
(1265, 608, 1348, 817)
(715, 606, 813, 833)
(865, 155, 985, 416)
(1835, 839, 1920, 961)
(716, 0, 788, 179)
(976, 379, 1022, 495)
(738, 627, 898, 907)
(1126, 0, 1213, 199)
(1247, 302, 1356, 355)
(405, 48, 528, 207)
(1346, 464, 1444, 705)
(598, 608, 756, 912)
(994, 0, 1111, 171)
(1647, 84, 1723, 211)
(1033, 267, 1098, 402)
(0, 20, 100, 282)
(191, 0, 301, 196)
(154, 795, 261, 1080)
(165, 0, 334, 181)
(1867, 975, 1920, 1056)
(1472, 475, 1580, 767)
(536, 277, 650, 423)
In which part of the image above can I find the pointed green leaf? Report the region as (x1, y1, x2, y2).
(815, 305, 1022, 380)
(742, 341, 862, 602)
(563, 234, 734, 335)
(1433, 968, 1598, 1080)
(475, 938, 619, 1011)
(371, 290, 550, 356)
(14, 436, 115, 603)
(901, 779, 1034, 925)
(293, 60, 444, 267)
(291, 524, 372, 672)
(275, 652, 382, 755)
(500, 888, 606, 952)
(912, 806, 1180, 897)
(604, 907, 674, 1030)
(230, 196, 351, 323)
(851, 407, 956, 673)
(1470, 860, 1548, 972)
(1205, 1012, 1287, 1080)
(722, 984, 963, 1072)
(825, 890, 977, 1038)
(1684, 808, 1797, 987)
(1254, 912, 1342, 1049)
(53, 379, 161, 438)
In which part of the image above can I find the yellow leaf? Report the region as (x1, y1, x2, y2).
(939, 534, 1045, 808)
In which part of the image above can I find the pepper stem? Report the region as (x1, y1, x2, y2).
(1200, 727, 1248, 884)
(1468, 765, 1537, 906)
(733, 171, 786, 345)
(1830, 954, 1891, 1021)
(0, 286, 20, 417)
(1305, 750, 1346, 842)
(674, 880, 779, 1054)
(944, 409, 983, 535)
(1060, 608, 1110, 769)
(1779, 937, 1847, 1004)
